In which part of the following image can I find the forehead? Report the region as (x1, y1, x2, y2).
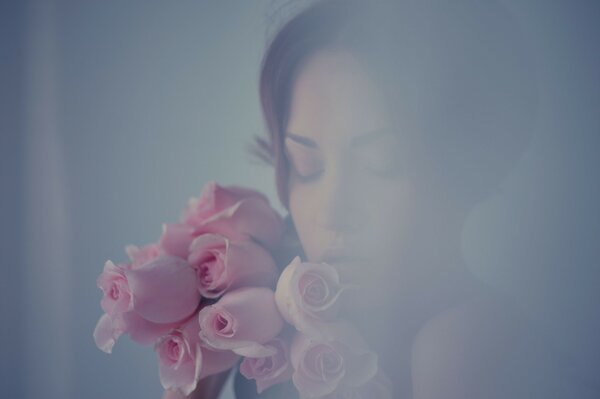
(286, 49, 391, 148)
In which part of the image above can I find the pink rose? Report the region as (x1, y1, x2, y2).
(182, 181, 284, 250)
(188, 233, 277, 298)
(155, 313, 240, 395)
(93, 260, 140, 353)
(97, 260, 133, 317)
(239, 335, 294, 393)
(94, 255, 201, 351)
(198, 287, 284, 357)
(275, 256, 351, 339)
(290, 323, 378, 399)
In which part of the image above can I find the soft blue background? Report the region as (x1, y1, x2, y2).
(1, 1, 599, 398)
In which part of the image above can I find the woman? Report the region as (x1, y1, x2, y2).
(165, 0, 537, 397)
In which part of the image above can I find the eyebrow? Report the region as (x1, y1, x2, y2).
(285, 128, 393, 149)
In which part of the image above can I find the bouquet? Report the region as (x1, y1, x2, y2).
(93, 181, 392, 398)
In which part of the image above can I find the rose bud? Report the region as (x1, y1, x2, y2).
(182, 180, 271, 225)
(198, 287, 284, 357)
(182, 181, 284, 250)
(188, 233, 277, 298)
(155, 314, 239, 395)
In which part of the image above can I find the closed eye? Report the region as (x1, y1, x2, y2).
(284, 137, 324, 181)
(296, 170, 322, 183)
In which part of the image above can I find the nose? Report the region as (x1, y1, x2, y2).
(315, 160, 367, 233)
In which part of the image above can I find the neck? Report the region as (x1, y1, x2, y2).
(347, 211, 481, 346)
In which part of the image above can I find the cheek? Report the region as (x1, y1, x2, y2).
(367, 181, 418, 260)
(287, 183, 319, 259)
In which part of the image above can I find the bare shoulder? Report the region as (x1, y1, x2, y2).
(411, 289, 526, 399)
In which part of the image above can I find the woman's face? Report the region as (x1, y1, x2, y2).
(285, 49, 419, 290)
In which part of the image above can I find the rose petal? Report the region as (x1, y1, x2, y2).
(198, 347, 240, 379)
(193, 197, 284, 250)
(198, 287, 284, 355)
(121, 311, 177, 345)
(221, 239, 277, 291)
(158, 342, 202, 396)
(125, 255, 200, 324)
(159, 223, 195, 259)
(93, 313, 123, 354)
(240, 336, 294, 393)
(232, 343, 278, 358)
(97, 260, 133, 316)
(182, 181, 271, 226)
(189, 234, 277, 298)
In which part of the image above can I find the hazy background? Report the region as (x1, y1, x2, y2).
(1, 0, 599, 398)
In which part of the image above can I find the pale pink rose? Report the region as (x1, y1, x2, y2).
(94, 258, 170, 351)
(239, 336, 294, 393)
(124, 254, 200, 324)
(182, 181, 284, 250)
(158, 223, 195, 259)
(275, 256, 351, 339)
(290, 323, 378, 399)
(198, 287, 284, 357)
(94, 260, 136, 352)
(155, 313, 240, 395)
(188, 233, 277, 298)
(97, 260, 133, 317)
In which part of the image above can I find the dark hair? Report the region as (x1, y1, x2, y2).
(249, 0, 538, 210)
